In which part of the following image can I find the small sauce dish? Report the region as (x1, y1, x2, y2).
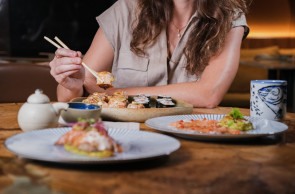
(61, 102, 102, 123)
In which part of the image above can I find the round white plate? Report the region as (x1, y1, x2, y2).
(145, 114, 288, 140)
(5, 128, 180, 164)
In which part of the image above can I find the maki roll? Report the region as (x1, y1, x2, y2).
(157, 95, 172, 100)
(156, 98, 175, 108)
(133, 96, 150, 108)
(136, 94, 151, 100)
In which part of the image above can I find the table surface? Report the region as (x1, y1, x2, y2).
(1, 103, 295, 194)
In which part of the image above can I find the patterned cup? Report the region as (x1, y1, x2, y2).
(250, 80, 287, 120)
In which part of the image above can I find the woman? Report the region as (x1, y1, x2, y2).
(49, 0, 249, 107)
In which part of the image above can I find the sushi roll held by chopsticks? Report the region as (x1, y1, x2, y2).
(96, 71, 114, 90)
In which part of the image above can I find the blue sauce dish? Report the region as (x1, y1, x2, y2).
(68, 102, 100, 110)
(61, 102, 102, 123)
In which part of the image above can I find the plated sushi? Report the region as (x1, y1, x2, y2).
(133, 94, 150, 108)
(156, 95, 175, 108)
(82, 92, 176, 109)
(55, 119, 122, 158)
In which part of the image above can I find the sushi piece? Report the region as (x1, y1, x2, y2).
(113, 91, 127, 97)
(133, 96, 150, 108)
(156, 98, 175, 108)
(136, 94, 151, 100)
(127, 101, 145, 109)
(55, 119, 122, 158)
(108, 95, 128, 108)
(157, 95, 172, 100)
(82, 92, 109, 108)
(97, 71, 114, 90)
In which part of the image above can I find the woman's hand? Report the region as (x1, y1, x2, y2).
(49, 48, 85, 91)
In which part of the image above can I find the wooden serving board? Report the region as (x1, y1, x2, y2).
(71, 96, 193, 122)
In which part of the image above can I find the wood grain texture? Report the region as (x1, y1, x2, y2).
(0, 103, 295, 194)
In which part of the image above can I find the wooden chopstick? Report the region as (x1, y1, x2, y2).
(81, 62, 101, 80)
(44, 36, 61, 49)
(54, 36, 69, 49)
(44, 36, 102, 81)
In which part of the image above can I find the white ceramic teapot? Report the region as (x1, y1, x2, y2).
(18, 89, 69, 132)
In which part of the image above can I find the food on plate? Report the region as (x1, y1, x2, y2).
(218, 108, 253, 131)
(170, 118, 242, 134)
(156, 95, 175, 108)
(157, 95, 172, 100)
(127, 101, 145, 109)
(97, 71, 114, 90)
(133, 94, 150, 108)
(82, 91, 129, 108)
(55, 119, 122, 157)
(112, 91, 128, 98)
(108, 95, 128, 108)
(169, 108, 253, 134)
(82, 92, 109, 108)
(82, 92, 176, 108)
(156, 98, 175, 108)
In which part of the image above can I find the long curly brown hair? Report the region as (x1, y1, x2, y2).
(130, 0, 249, 75)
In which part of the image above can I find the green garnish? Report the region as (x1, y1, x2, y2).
(218, 108, 253, 131)
(227, 120, 234, 126)
(77, 117, 85, 122)
(228, 108, 244, 121)
(77, 117, 96, 124)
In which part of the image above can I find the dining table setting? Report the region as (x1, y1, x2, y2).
(1, 95, 295, 194)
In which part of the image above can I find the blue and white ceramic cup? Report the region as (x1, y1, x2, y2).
(250, 80, 287, 120)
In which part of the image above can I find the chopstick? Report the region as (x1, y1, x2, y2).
(54, 36, 69, 49)
(53, 37, 101, 81)
(44, 36, 102, 81)
(44, 36, 61, 49)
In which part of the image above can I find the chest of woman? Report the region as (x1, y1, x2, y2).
(111, 29, 199, 88)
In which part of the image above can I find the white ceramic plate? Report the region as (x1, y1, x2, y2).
(145, 114, 288, 140)
(5, 128, 180, 164)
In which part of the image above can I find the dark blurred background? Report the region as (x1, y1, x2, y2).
(0, 0, 116, 57)
(1, 0, 294, 57)
(0, 0, 294, 111)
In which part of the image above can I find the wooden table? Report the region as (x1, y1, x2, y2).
(1, 103, 295, 194)
(240, 57, 295, 113)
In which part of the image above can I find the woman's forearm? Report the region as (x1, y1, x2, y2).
(57, 84, 84, 102)
(103, 81, 224, 108)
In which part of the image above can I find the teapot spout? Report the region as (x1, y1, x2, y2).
(52, 102, 69, 116)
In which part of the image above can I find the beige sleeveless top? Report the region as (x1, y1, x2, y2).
(96, 0, 249, 88)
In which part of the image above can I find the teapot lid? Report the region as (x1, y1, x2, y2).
(27, 89, 50, 104)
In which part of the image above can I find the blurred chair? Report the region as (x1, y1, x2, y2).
(0, 62, 58, 102)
